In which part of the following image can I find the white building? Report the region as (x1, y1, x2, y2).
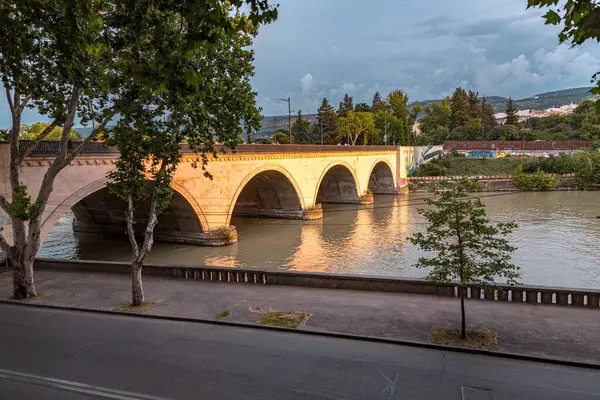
(494, 103, 579, 124)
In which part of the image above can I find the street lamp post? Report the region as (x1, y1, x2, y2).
(278, 97, 292, 144)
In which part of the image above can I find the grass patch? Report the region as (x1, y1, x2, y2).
(113, 301, 157, 313)
(258, 311, 310, 329)
(429, 326, 499, 350)
(216, 309, 231, 320)
(19, 291, 48, 302)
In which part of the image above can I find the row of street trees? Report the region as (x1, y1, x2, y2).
(269, 90, 422, 146)
(0, 0, 277, 304)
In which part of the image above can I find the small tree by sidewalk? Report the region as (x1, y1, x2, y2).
(106, 7, 276, 307)
(408, 179, 520, 339)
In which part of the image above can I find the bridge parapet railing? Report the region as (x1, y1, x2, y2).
(34, 259, 600, 308)
(13, 141, 397, 157)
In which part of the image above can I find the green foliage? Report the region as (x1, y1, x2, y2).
(488, 124, 521, 140)
(408, 178, 519, 338)
(419, 97, 452, 144)
(274, 129, 292, 144)
(385, 90, 420, 145)
(450, 88, 471, 130)
(8, 185, 41, 221)
(468, 90, 481, 119)
(513, 164, 555, 190)
(505, 98, 520, 126)
(337, 111, 375, 145)
(338, 94, 354, 117)
(371, 92, 384, 112)
(481, 97, 497, 133)
(354, 102, 371, 113)
(20, 123, 82, 141)
(571, 151, 600, 189)
(292, 110, 316, 144)
(528, 1, 600, 97)
(317, 98, 338, 145)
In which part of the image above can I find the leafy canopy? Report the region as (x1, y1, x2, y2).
(106, 2, 275, 212)
(528, 1, 600, 98)
(409, 180, 520, 288)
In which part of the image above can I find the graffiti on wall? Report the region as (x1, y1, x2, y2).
(464, 149, 565, 159)
(406, 145, 443, 174)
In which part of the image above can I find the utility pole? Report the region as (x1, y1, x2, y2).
(347, 124, 350, 145)
(287, 97, 292, 144)
(384, 112, 387, 146)
(278, 97, 292, 144)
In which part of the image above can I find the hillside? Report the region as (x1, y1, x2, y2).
(74, 88, 597, 139)
(410, 87, 597, 113)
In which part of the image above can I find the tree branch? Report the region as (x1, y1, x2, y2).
(19, 93, 33, 110)
(127, 195, 139, 260)
(18, 117, 62, 162)
(5, 87, 14, 114)
(0, 195, 11, 216)
(13, 89, 19, 114)
(0, 231, 10, 254)
(55, 87, 82, 163)
(62, 111, 114, 167)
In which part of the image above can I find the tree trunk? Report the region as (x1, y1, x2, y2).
(131, 261, 144, 306)
(10, 252, 36, 300)
(460, 285, 466, 339)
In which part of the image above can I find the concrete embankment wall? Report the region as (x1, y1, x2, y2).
(34, 258, 600, 308)
(408, 174, 576, 192)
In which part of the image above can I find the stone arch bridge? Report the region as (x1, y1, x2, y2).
(0, 144, 411, 247)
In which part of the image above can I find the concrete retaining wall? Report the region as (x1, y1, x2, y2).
(34, 259, 600, 308)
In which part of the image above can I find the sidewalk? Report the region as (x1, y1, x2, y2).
(1, 269, 599, 364)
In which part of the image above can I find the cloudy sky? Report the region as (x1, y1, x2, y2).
(2, 0, 598, 125)
(253, 0, 599, 115)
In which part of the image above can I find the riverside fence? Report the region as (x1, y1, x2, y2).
(34, 259, 600, 309)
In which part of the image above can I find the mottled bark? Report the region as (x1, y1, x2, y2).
(131, 261, 144, 306)
(0, 87, 114, 299)
(460, 285, 466, 339)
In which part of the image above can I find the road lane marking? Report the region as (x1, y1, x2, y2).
(378, 369, 399, 397)
(0, 368, 172, 400)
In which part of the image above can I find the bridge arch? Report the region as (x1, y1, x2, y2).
(368, 159, 397, 194)
(315, 161, 361, 204)
(226, 165, 306, 225)
(40, 178, 210, 246)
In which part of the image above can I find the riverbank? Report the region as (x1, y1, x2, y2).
(407, 174, 577, 192)
(2, 269, 599, 364)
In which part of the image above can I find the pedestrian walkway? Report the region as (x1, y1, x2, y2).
(1, 269, 598, 364)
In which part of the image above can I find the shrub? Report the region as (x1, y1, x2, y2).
(514, 164, 555, 191)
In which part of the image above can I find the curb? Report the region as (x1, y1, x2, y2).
(2, 299, 599, 370)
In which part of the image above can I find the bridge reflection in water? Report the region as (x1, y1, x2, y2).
(40, 191, 600, 290)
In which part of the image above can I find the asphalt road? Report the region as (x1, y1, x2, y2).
(0, 304, 598, 400)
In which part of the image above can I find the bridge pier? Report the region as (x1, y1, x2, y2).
(233, 206, 323, 220)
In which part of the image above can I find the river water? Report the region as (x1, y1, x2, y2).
(39, 192, 600, 289)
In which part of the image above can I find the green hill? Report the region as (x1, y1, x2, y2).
(410, 87, 597, 113)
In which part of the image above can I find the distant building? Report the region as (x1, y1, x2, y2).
(412, 123, 422, 136)
(494, 103, 579, 124)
